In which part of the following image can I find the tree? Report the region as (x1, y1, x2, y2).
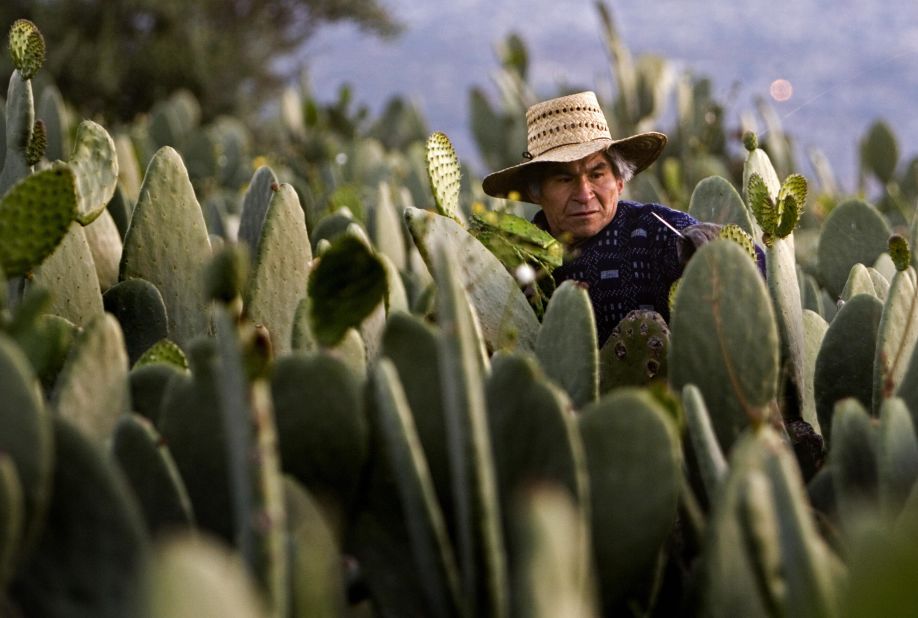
(0, 0, 401, 122)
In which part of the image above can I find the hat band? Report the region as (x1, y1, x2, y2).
(529, 136, 612, 159)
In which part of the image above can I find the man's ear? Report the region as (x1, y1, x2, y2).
(616, 176, 624, 192)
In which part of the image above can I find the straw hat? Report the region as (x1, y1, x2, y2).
(481, 91, 666, 203)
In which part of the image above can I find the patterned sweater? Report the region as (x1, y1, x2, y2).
(534, 200, 697, 346)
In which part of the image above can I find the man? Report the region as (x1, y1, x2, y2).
(482, 90, 706, 346)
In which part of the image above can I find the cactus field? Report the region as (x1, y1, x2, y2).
(2, 13, 918, 618)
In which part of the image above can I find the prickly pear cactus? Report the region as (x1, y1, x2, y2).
(669, 239, 780, 452)
(817, 198, 891, 299)
(599, 309, 670, 392)
(0, 165, 77, 278)
(120, 146, 212, 347)
(688, 175, 754, 235)
(426, 131, 462, 221)
(746, 171, 807, 247)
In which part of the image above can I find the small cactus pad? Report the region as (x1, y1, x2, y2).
(600, 309, 670, 391)
(135, 338, 189, 370)
(307, 234, 386, 347)
(0, 165, 77, 278)
(25, 119, 45, 166)
(889, 234, 911, 272)
(742, 131, 758, 151)
(426, 131, 461, 219)
(204, 244, 250, 304)
(8, 19, 45, 80)
(719, 223, 757, 262)
(69, 120, 119, 225)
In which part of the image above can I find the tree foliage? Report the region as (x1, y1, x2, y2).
(0, 0, 401, 122)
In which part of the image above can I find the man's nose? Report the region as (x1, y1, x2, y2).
(573, 175, 593, 202)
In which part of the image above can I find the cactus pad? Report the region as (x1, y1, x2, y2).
(25, 119, 45, 166)
(0, 164, 76, 277)
(889, 234, 911, 272)
(719, 223, 757, 262)
(600, 309, 670, 391)
(69, 120, 119, 225)
(307, 234, 386, 347)
(135, 338, 189, 370)
(426, 131, 461, 219)
(8, 19, 45, 80)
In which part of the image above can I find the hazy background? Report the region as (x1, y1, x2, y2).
(303, 0, 918, 192)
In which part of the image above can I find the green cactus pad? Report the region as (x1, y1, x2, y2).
(426, 132, 462, 219)
(669, 240, 780, 451)
(485, 355, 590, 586)
(5, 289, 78, 391)
(682, 385, 727, 505)
(817, 198, 891, 298)
(141, 534, 265, 618)
(702, 427, 843, 617)
(0, 71, 35, 196)
(25, 119, 45, 166)
(8, 19, 45, 80)
(158, 338, 235, 542)
(0, 164, 76, 278)
(579, 388, 681, 612)
(10, 416, 147, 618)
(284, 477, 347, 617)
(237, 165, 279, 253)
(307, 234, 386, 347)
(367, 359, 464, 615)
(829, 399, 879, 526)
(120, 146, 212, 347)
(802, 310, 829, 436)
(134, 338, 188, 370)
(380, 311, 452, 511)
(112, 413, 195, 532)
(0, 454, 23, 590)
(103, 278, 169, 365)
(309, 207, 357, 252)
(37, 85, 68, 162)
(889, 234, 911, 272)
(245, 183, 312, 356)
(742, 130, 758, 151)
(688, 176, 755, 235)
(877, 398, 918, 519)
(433, 242, 509, 617)
(69, 120, 119, 225)
(718, 223, 757, 262)
(370, 182, 407, 271)
(872, 267, 918, 411)
(271, 352, 367, 534)
(814, 294, 883, 444)
(83, 208, 123, 292)
(128, 361, 185, 425)
(29, 222, 104, 326)
(600, 308, 670, 392)
(860, 120, 899, 184)
(405, 206, 539, 352)
(0, 334, 53, 560)
(51, 313, 130, 444)
(212, 312, 287, 615)
(536, 280, 598, 407)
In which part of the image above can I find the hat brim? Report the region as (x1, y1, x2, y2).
(481, 131, 667, 204)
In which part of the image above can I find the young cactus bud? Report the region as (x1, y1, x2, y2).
(742, 130, 758, 152)
(888, 233, 911, 272)
(746, 172, 807, 246)
(9, 19, 45, 80)
(25, 119, 46, 166)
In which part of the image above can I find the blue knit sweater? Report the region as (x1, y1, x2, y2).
(535, 200, 697, 346)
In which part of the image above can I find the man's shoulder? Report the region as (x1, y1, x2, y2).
(611, 200, 698, 229)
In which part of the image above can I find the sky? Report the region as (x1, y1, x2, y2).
(300, 0, 918, 193)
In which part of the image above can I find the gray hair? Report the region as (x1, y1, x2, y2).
(525, 147, 636, 201)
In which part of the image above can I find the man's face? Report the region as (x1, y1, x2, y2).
(536, 151, 624, 244)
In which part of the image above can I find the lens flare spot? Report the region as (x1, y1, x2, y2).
(769, 79, 793, 102)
